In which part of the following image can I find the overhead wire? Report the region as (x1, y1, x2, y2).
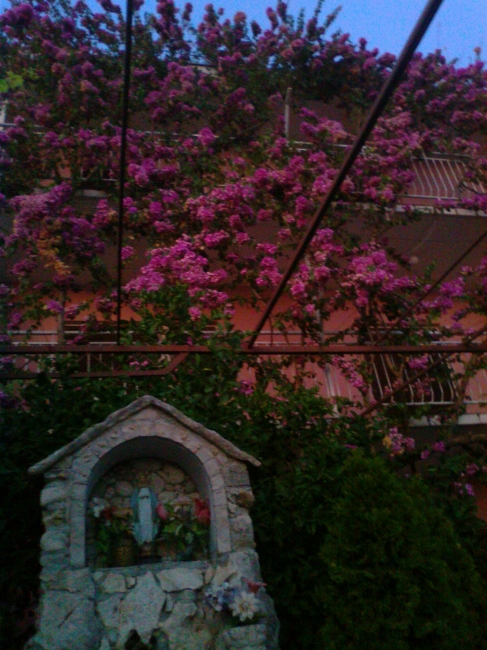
(246, 0, 445, 349)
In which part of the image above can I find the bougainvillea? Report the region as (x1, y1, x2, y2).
(1, 0, 486, 351)
(2, 1, 487, 649)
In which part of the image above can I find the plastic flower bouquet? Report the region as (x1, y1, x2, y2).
(155, 497, 210, 561)
(204, 580, 264, 625)
(89, 498, 135, 567)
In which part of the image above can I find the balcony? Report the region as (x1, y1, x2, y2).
(254, 331, 487, 418)
(406, 155, 486, 204)
(5, 329, 487, 423)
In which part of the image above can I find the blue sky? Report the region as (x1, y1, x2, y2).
(188, 0, 485, 65)
(1, 0, 485, 65)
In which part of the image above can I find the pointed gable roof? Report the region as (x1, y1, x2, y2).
(28, 395, 261, 475)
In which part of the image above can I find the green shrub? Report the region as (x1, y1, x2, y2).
(318, 453, 487, 650)
(3, 370, 487, 650)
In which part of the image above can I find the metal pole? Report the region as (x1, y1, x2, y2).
(246, 0, 445, 349)
(2, 343, 486, 356)
(116, 0, 135, 345)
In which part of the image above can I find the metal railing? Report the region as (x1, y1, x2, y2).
(407, 155, 485, 201)
(314, 354, 487, 411)
(1, 110, 483, 205)
(5, 330, 487, 412)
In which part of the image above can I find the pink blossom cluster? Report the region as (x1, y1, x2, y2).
(340, 245, 415, 309)
(4, 183, 105, 286)
(383, 427, 415, 457)
(331, 356, 368, 395)
(1, 0, 486, 358)
(453, 482, 475, 497)
(125, 237, 230, 314)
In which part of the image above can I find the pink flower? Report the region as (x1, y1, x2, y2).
(64, 304, 80, 320)
(121, 246, 135, 261)
(46, 300, 63, 314)
(383, 428, 415, 456)
(239, 380, 254, 396)
(236, 232, 250, 244)
(408, 355, 429, 370)
(188, 306, 202, 321)
(8, 311, 23, 328)
(156, 504, 168, 521)
(203, 231, 229, 248)
(197, 127, 216, 147)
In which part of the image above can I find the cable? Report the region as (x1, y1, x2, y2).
(246, 0, 445, 349)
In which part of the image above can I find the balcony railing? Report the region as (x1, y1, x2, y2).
(407, 155, 485, 201)
(5, 330, 487, 416)
(1, 109, 483, 205)
(316, 355, 487, 413)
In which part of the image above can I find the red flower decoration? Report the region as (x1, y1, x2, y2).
(100, 507, 113, 522)
(156, 503, 168, 521)
(194, 497, 210, 525)
(244, 578, 266, 594)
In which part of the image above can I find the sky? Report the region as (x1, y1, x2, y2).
(186, 0, 487, 65)
(313, 0, 485, 65)
(188, 0, 486, 65)
(0, 0, 485, 65)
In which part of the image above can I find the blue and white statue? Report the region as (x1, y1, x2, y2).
(131, 487, 159, 545)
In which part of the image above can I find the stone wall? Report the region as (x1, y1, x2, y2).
(92, 459, 197, 509)
(27, 397, 279, 650)
(29, 551, 278, 650)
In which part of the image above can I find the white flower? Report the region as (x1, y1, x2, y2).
(90, 497, 109, 518)
(229, 591, 260, 622)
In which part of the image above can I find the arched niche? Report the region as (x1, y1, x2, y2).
(86, 454, 208, 568)
(70, 436, 231, 568)
(87, 437, 212, 504)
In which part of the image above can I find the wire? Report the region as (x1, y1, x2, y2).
(246, 0, 445, 349)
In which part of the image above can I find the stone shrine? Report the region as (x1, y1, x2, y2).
(26, 396, 279, 650)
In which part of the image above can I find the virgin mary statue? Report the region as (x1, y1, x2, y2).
(131, 487, 159, 546)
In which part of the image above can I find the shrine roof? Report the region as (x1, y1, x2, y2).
(28, 395, 261, 475)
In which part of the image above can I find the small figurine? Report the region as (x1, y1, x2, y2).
(131, 487, 159, 546)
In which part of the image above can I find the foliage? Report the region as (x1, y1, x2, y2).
(89, 500, 135, 566)
(1, 0, 486, 355)
(155, 498, 210, 561)
(318, 453, 487, 650)
(1, 0, 487, 649)
(2, 358, 487, 648)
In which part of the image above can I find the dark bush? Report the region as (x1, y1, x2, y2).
(318, 453, 487, 650)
